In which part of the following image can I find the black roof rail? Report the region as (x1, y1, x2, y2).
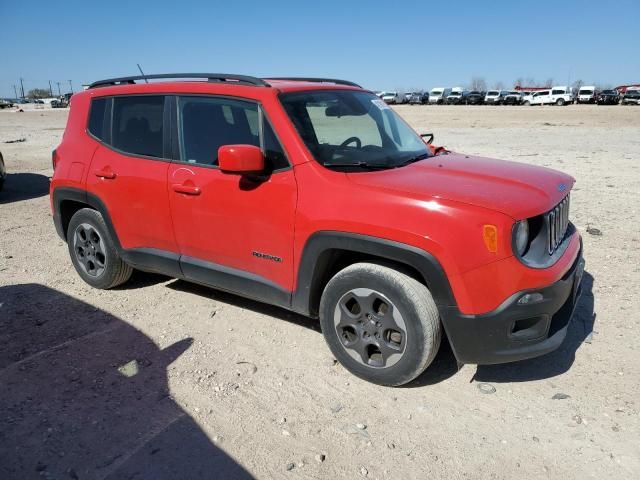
(264, 77, 362, 88)
(89, 73, 269, 89)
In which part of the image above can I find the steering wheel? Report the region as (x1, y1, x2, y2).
(340, 136, 362, 149)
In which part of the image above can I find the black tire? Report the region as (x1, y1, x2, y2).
(319, 263, 441, 386)
(556, 98, 565, 106)
(67, 208, 132, 289)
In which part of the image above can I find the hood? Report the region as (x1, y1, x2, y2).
(347, 153, 574, 219)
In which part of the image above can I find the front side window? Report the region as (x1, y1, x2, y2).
(280, 90, 430, 171)
(178, 96, 288, 171)
(552, 89, 565, 95)
(112, 96, 164, 158)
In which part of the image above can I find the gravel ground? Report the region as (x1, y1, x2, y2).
(0, 104, 639, 480)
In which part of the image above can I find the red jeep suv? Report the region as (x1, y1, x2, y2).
(50, 74, 585, 386)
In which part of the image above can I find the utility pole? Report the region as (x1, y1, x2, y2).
(56, 82, 61, 96)
(49, 80, 53, 97)
(19, 77, 25, 99)
(68, 80, 73, 93)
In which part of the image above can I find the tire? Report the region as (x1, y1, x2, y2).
(67, 208, 132, 289)
(319, 263, 442, 386)
(556, 98, 565, 106)
(524, 101, 531, 106)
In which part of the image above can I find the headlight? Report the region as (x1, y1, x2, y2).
(514, 220, 529, 256)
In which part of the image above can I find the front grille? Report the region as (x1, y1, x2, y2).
(546, 194, 570, 254)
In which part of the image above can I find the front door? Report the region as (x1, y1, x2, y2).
(167, 95, 297, 305)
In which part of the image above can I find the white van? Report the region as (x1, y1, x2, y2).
(429, 87, 452, 104)
(484, 90, 507, 105)
(577, 86, 597, 104)
(524, 86, 572, 106)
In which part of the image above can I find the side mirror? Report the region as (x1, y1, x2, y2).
(420, 133, 434, 145)
(218, 144, 264, 174)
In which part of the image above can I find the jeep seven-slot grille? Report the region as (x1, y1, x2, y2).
(546, 194, 570, 254)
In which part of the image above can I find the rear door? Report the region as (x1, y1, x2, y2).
(167, 95, 297, 302)
(86, 95, 178, 255)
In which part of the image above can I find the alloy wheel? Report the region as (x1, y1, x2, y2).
(73, 223, 107, 277)
(333, 288, 407, 368)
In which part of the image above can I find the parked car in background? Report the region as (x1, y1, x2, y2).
(51, 96, 70, 108)
(484, 90, 508, 105)
(577, 86, 598, 104)
(0, 151, 6, 191)
(503, 91, 524, 105)
(621, 89, 640, 105)
(381, 91, 402, 104)
(446, 89, 467, 105)
(597, 90, 620, 105)
(428, 87, 451, 104)
(408, 92, 429, 104)
(524, 87, 572, 106)
(0, 98, 14, 109)
(465, 91, 484, 105)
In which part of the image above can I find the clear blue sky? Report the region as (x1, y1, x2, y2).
(1, 0, 638, 98)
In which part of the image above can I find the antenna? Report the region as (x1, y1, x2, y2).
(137, 64, 148, 83)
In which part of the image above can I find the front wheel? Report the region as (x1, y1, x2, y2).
(556, 98, 565, 106)
(524, 101, 531, 106)
(319, 263, 442, 386)
(67, 208, 132, 289)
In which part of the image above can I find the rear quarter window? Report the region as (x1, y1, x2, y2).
(88, 98, 108, 140)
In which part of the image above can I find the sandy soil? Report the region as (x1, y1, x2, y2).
(1, 104, 639, 480)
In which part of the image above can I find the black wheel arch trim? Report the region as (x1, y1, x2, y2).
(292, 231, 457, 317)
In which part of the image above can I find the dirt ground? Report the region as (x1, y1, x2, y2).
(1, 104, 639, 480)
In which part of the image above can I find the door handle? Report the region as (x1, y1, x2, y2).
(94, 167, 116, 179)
(172, 182, 201, 196)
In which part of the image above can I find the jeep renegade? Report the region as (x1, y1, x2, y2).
(50, 73, 585, 386)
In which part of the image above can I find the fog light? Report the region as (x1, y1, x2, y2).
(518, 292, 544, 305)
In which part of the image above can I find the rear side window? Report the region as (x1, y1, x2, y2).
(112, 96, 164, 158)
(88, 98, 108, 140)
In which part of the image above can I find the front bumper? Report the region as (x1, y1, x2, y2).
(441, 247, 585, 364)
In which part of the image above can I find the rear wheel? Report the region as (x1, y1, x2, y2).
(556, 98, 565, 106)
(67, 208, 132, 289)
(319, 263, 441, 386)
(524, 101, 531, 106)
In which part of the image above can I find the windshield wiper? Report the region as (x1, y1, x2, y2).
(322, 161, 391, 170)
(395, 152, 431, 168)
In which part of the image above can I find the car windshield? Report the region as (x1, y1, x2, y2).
(450, 92, 461, 96)
(602, 90, 615, 94)
(487, 91, 499, 96)
(280, 90, 431, 171)
(431, 90, 443, 95)
(579, 89, 593, 94)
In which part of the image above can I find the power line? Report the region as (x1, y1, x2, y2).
(19, 77, 25, 99)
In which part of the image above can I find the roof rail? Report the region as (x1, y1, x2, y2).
(265, 77, 362, 88)
(89, 73, 269, 89)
